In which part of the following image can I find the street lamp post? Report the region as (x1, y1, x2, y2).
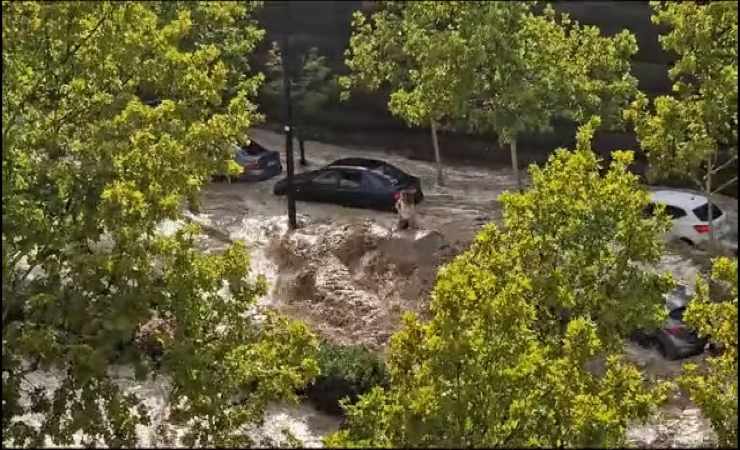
(282, 1, 297, 230)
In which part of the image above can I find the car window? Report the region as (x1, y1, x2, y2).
(365, 172, 390, 190)
(312, 171, 339, 186)
(234, 147, 252, 165)
(665, 205, 687, 219)
(668, 307, 685, 321)
(693, 202, 723, 221)
(374, 164, 405, 185)
(644, 203, 655, 217)
(142, 98, 162, 107)
(338, 171, 363, 189)
(244, 142, 265, 155)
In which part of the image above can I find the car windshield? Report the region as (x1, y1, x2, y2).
(693, 202, 723, 221)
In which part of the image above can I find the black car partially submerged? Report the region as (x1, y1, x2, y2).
(631, 284, 707, 360)
(273, 158, 423, 210)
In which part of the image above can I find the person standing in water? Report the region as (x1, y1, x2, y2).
(395, 190, 417, 230)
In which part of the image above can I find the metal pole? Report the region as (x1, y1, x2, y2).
(282, 1, 297, 230)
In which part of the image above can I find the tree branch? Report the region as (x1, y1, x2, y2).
(500, 415, 524, 447)
(711, 176, 738, 195)
(58, 9, 111, 70)
(7, 247, 29, 278)
(690, 176, 704, 191)
(14, 7, 112, 121)
(710, 155, 738, 174)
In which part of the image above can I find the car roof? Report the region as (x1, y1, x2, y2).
(650, 190, 708, 209)
(235, 140, 270, 153)
(328, 158, 387, 168)
(325, 165, 370, 172)
(319, 165, 402, 185)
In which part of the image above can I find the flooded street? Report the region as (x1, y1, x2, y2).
(12, 128, 736, 447)
(195, 127, 736, 448)
(200, 126, 519, 253)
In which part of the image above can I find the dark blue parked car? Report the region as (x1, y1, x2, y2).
(273, 158, 423, 211)
(216, 141, 282, 182)
(631, 284, 708, 360)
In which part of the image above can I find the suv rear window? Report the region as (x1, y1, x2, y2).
(669, 307, 686, 321)
(644, 203, 687, 219)
(692, 202, 723, 221)
(243, 142, 265, 155)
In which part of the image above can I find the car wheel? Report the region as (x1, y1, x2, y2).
(679, 237, 695, 246)
(707, 342, 724, 356)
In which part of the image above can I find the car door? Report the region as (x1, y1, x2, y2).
(362, 171, 394, 209)
(665, 204, 689, 238)
(335, 169, 366, 207)
(648, 202, 687, 240)
(304, 170, 340, 203)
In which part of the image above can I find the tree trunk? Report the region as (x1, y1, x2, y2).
(299, 136, 306, 166)
(511, 138, 522, 192)
(430, 120, 444, 186)
(281, 7, 297, 231)
(706, 157, 715, 244)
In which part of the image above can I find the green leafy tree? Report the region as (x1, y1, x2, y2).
(340, 1, 476, 186)
(459, 3, 639, 191)
(625, 1, 738, 243)
(495, 117, 674, 349)
(341, 2, 639, 190)
(2, 2, 318, 447)
(680, 257, 738, 447)
(325, 118, 673, 448)
(261, 43, 339, 165)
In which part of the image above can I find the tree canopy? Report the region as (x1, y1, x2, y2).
(261, 44, 339, 128)
(680, 257, 738, 447)
(340, 1, 478, 185)
(625, 1, 738, 204)
(341, 1, 639, 189)
(459, 2, 638, 190)
(2, 2, 318, 446)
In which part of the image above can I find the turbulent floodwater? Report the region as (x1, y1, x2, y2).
(192, 128, 736, 448)
(11, 127, 737, 447)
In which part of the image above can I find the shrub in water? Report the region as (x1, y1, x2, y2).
(302, 341, 388, 415)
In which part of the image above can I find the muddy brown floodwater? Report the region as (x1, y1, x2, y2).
(10, 128, 735, 447)
(195, 128, 735, 448)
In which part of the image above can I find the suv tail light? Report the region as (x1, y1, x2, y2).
(693, 224, 711, 234)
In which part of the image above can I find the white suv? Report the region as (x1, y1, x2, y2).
(648, 190, 730, 246)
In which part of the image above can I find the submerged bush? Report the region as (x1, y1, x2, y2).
(302, 341, 388, 415)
